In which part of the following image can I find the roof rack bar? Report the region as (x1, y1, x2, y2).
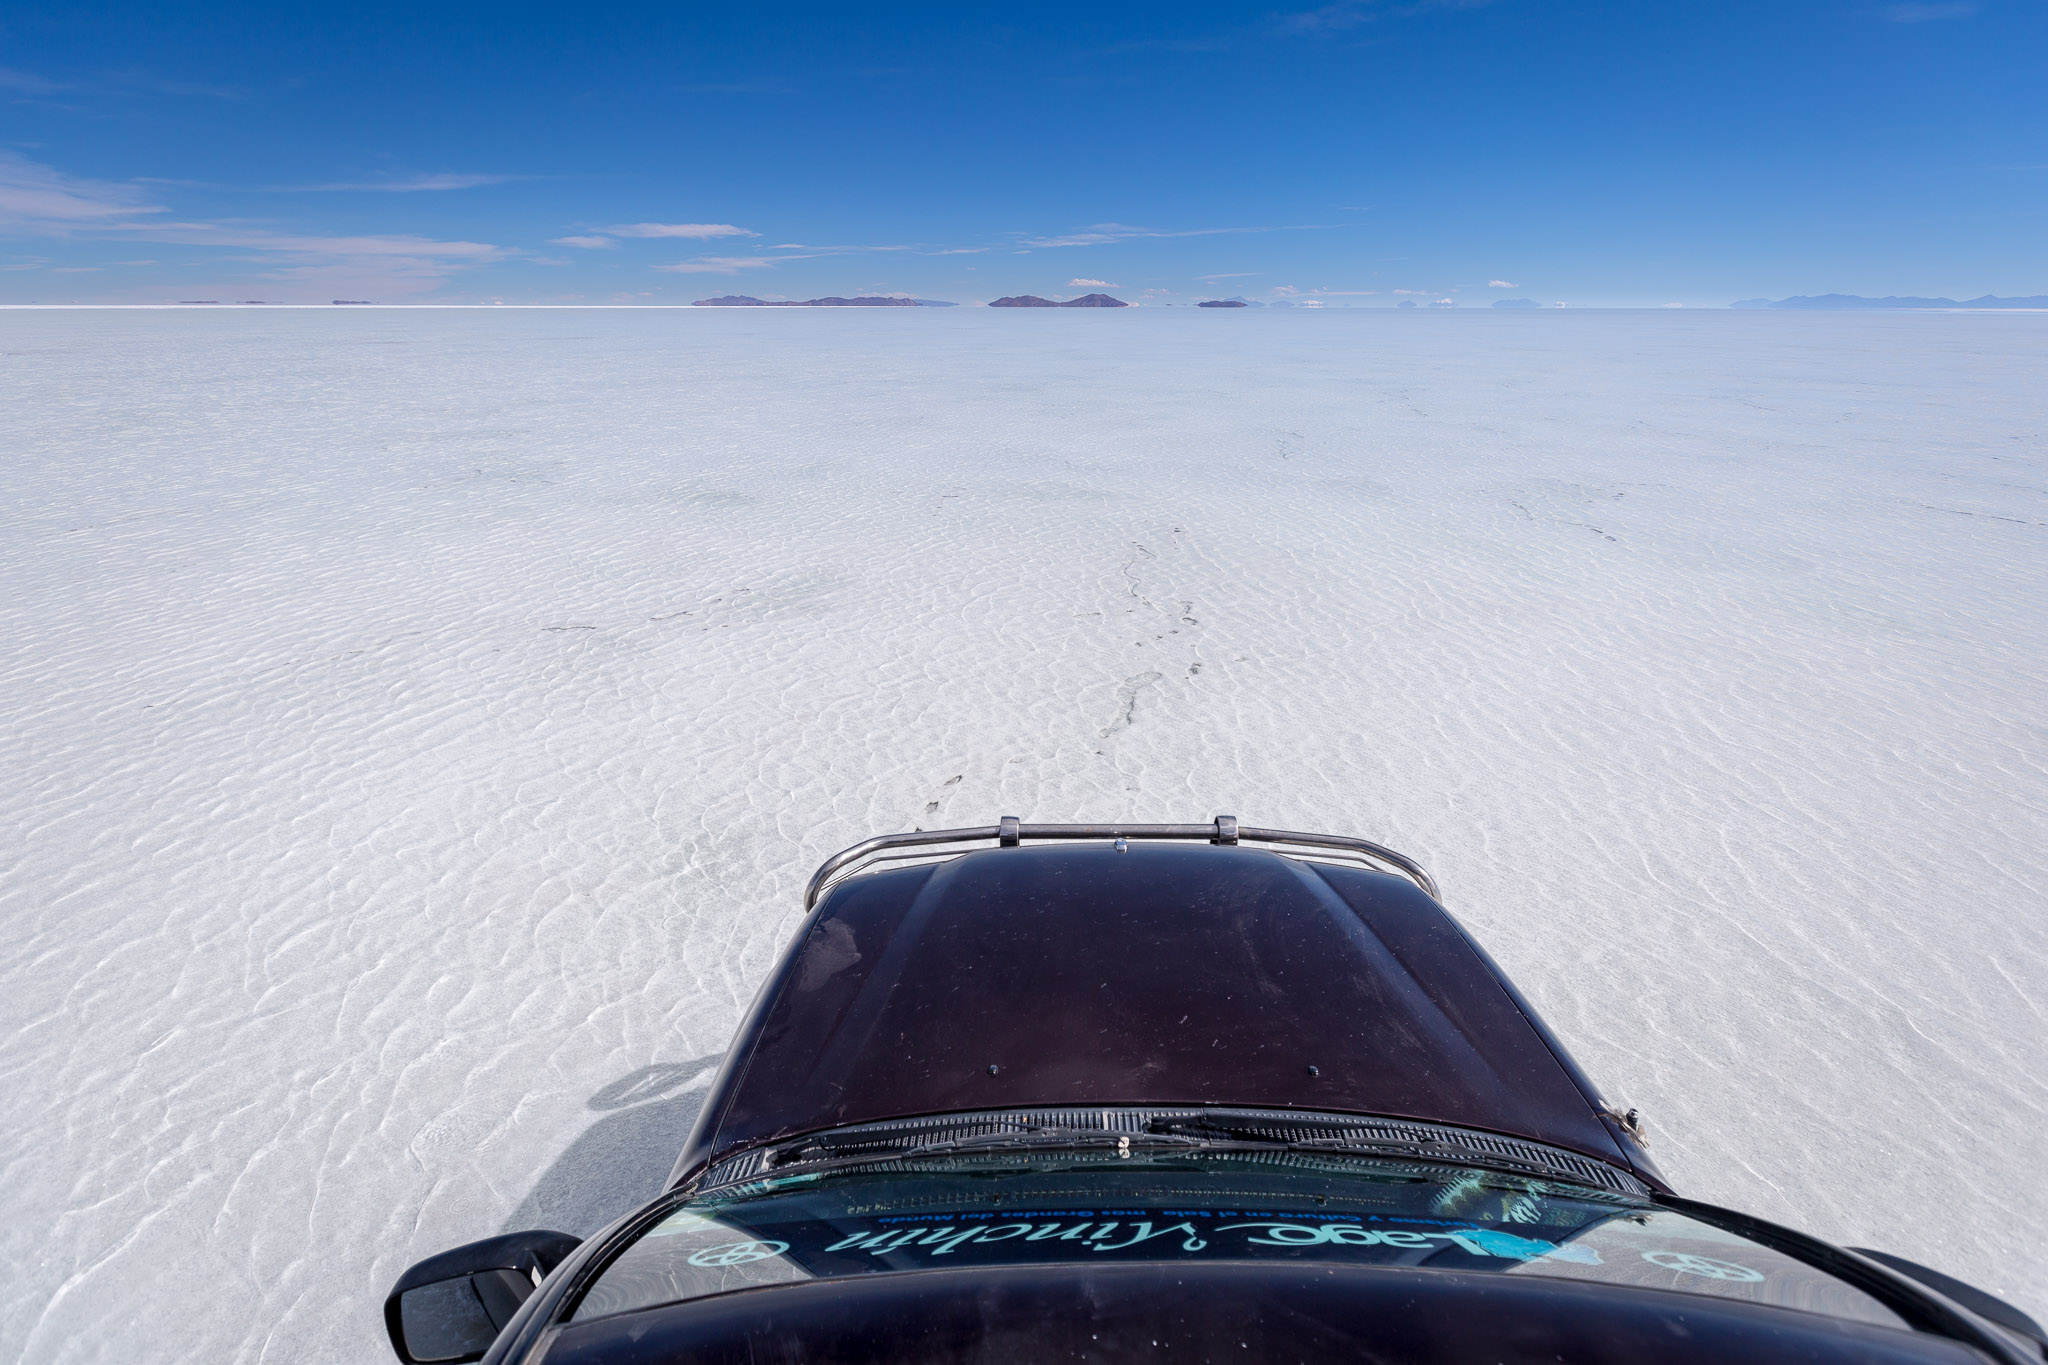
(803, 817, 1439, 909)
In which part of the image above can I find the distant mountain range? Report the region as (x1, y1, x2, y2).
(988, 293, 1128, 307)
(1733, 294, 2048, 310)
(691, 295, 955, 307)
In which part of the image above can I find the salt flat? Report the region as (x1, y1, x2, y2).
(2, 306, 2044, 1362)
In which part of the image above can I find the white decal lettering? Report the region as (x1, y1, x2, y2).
(1089, 1221, 1210, 1252)
(973, 1223, 1036, 1244)
(1219, 1222, 1330, 1245)
(1323, 1225, 1383, 1246)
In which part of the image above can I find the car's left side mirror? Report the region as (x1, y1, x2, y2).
(1851, 1247, 2047, 1351)
(384, 1230, 582, 1364)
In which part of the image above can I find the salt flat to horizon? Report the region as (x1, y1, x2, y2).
(3, 307, 2044, 1363)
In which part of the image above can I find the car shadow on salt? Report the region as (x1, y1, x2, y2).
(505, 1056, 722, 1237)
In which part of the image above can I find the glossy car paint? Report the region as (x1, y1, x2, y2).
(436, 839, 2041, 1365)
(536, 1263, 1990, 1365)
(672, 844, 1662, 1187)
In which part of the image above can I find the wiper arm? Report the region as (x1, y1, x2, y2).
(1144, 1116, 1343, 1146)
(764, 1125, 1211, 1172)
(1143, 1117, 1596, 1181)
(769, 1122, 1092, 1167)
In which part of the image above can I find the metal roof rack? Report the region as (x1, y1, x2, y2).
(803, 816, 1439, 909)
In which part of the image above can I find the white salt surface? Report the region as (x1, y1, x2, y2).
(3, 307, 2045, 1362)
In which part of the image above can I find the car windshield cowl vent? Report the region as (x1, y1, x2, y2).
(697, 1106, 1651, 1198)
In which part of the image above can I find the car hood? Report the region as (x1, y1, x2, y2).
(683, 843, 1638, 1178)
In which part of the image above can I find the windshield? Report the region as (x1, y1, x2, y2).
(572, 1150, 1907, 1331)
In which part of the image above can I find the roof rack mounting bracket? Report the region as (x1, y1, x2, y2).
(805, 817, 1438, 909)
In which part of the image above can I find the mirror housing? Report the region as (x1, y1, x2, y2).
(1850, 1247, 2047, 1351)
(384, 1230, 582, 1364)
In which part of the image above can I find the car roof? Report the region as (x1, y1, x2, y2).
(684, 842, 1637, 1176)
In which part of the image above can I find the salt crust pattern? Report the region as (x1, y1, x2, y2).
(2, 307, 2044, 1362)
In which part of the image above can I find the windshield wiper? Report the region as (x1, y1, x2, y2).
(1144, 1116, 1426, 1148)
(768, 1124, 1213, 1169)
(769, 1122, 1088, 1167)
(1143, 1117, 1593, 1181)
(699, 1107, 1652, 1198)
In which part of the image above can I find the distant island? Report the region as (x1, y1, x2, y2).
(1733, 294, 2048, 310)
(692, 295, 952, 307)
(1491, 298, 1542, 309)
(988, 293, 1128, 308)
(1197, 299, 1248, 308)
(333, 299, 373, 305)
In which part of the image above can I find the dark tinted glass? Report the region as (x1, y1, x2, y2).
(398, 1277, 499, 1362)
(575, 1153, 1903, 1331)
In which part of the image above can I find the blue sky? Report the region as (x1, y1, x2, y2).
(1, 0, 2042, 305)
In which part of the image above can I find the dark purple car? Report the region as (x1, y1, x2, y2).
(385, 820, 2044, 1365)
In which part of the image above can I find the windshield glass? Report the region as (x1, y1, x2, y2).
(573, 1151, 1906, 1330)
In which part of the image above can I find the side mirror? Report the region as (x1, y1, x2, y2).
(1850, 1247, 2047, 1350)
(384, 1230, 582, 1364)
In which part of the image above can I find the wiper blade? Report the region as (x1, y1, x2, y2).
(767, 1124, 1194, 1168)
(1143, 1117, 1602, 1180)
(1143, 1116, 1357, 1146)
(696, 1108, 1653, 1199)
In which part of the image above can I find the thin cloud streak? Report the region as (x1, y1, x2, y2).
(608, 222, 757, 239)
(0, 152, 504, 296)
(292, 173, 521, 192)
(0, 66, 66, 94)
(0, 65, 244, 100)
(0, 152, 160, 225)
(1277, 0, 1493, 34)
(653, 256, 781, 273)
(1020, 221, 1343, 248)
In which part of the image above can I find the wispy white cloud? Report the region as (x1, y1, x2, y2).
(1882, 2, 1975, 19)
(0, 65, 243, 101)
(1070, 277, 1119, 287)
(0, 66, 66, 94)
(1278, 0, 1491, 33)
(293, 173, 520, 192)
(768, 242, 912, 254)
(0, 152, 505, 297)
(0, 151, 161, 226)
(676, 81, 794, 95)
(653, 255, 780, 274)
(113, 221, 502, 259)
(1488, 279, 1518, 288)
(551, 235, 616, 249)
(1022, 221, 1337, 249)
(608, 222, 757, 239)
